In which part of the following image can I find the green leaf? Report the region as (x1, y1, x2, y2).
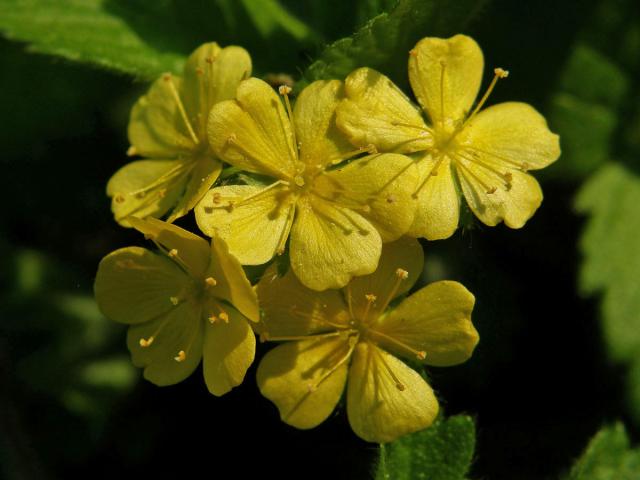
(546, 45, 630, 181)
(576, 163, 640, 422)
(240, 0, 317, 41)
(299, 0, 490, 89)
(0, 0, 187, 80)
(375, 415, 476, 480)
(565, 423, 640, 480)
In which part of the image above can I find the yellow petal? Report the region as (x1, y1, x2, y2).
(346, 237, 424, 320)
(183, 43, 252, 138)
(456, 163, 543, 228)
(338, 67, 432, 153)
(408, 155, 460, 240)
(375, 281, 478, 367)
(347, 342, 439, 443)
(206, 236, 259, 322)
(195, 184, 294, 265)
(208, 78, 297, 179)
(290, 196, 381, 291)
(294, 80, 353, 168)
(94, 247, 189, 325)
(316, 153, 418, 242)
(128, 75, 196, 157)
(128, 216, 211, 279)
(458, 102, 561, 171)
(257, 336, 350, 429)
(257, 264, 350, 338)
(408, 35, 483, 125)
(106, 159, 189, 227)
(202, 304, 255, 396)
(126, 299, 203, 386)
(167, 155, 222, 223)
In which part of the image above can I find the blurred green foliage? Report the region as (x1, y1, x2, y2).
(565, 424, 640, 480)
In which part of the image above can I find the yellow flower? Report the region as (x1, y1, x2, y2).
(195, 78, 418, 291)
(108, 43, 252, 227)
(255, 237, 478, 443)
(337, 34, 561, 240)
(94, 217, 259, 396)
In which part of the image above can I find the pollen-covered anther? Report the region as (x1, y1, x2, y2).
(208, 315, 218, 324)
(494, 67, 509, 78)
(364, 144, 378, 155)
(365, 293, 377, 303)
(168, 249, 179, 258)
(196, 67, 204, 76)
(278, 85, 292, 95)
(409, 48, 417, 57)
(307, 382, 318, 393)
(169, 296, 179, 305)
(126, 146, 138, 157)
(395, 268, 409, 280)
(259, 331, 270, 343)
(395, 382, 406, 391)
(114, 194, 125, 204)
(139, 336, 154, 347)
(386, 194, 396, 204)
(162, 73, 172, 82)
(158, 189, 167, 199)
(205, 276, 217, 287)
(219, 311, 229, 323)
(205, 56, 214, 64)
(212, 192, 222, 204)
(174, 350, 186, 362)
(416, 351, 427, 360)
(521, 161, 530, 171)
(504, 172, 513, 182)
(486, 186, 497, 194)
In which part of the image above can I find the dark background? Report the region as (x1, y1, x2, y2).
(1, 0, 638, 478)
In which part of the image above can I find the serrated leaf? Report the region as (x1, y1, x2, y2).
(546, 45, 629, 181)
(376, 415, 476, 480)
(565, 423, 640, 480)
(576, 163, 640, 422)
(299, 0, 489, 89)
(0, 0, 187, 80)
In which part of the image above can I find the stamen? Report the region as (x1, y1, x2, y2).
(329, 144, 377, 166)
(413, 155, 447, 198)
(368, 329, 426, 360)
(152, 241, 196, 277)
(211, 179, 290, 211)
(455, 159, 500, 195)
(389, 121, 431, 133)
(346, 283, 356, 320)
(456, 148, 514, 189)
(162, 73, 199, 145)
(278, 85, 299, 162)
(371, 268, 410, 319)
(205, 277, 217, 287)
(260, 331, 343, 343)
(275, 203, 295, 255)
(307, 334, 359, 393)
(127, 161, 189, 198)
(439, 61, 446, 123)
(374, 347, 405, 391)
(139, 337, 154, 347)
(362, 294, 377, 324)
(174, 350, 186, 362)
(465, 67, 509, 125)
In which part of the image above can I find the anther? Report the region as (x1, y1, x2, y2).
(196, 67, 204, 76)
(365, 294, 377, 303)
(139, 337, 154, 347)
(465, 66, 510, 125)
(409, 49, 417, 57)
(158, 189, 167, 199)
(494, 67, 509, 78)
(307, 383, 318, 393)
(168, 249, 178, 258)
(114, 194, 125, 204)
(205, 57, 214, 64)
(219, 311, 229, 323)
(174, 350, 186, 362)
(212, 192, 221, 204)
(205, 277, 217, 287)
(126, 146, 138, 157)
(278, 85, 292, 95)
(170, 296, 179, 305)
(208, 315, 218, 324)
(486, 186, 497, 194)
(386, 195, 396, 204)
(395, 268, 409, 280)
(396, 382, 406, 391)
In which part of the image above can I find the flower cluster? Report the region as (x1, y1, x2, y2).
(95, 36, 559, 443)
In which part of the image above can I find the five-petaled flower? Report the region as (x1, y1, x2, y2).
(94, 217, 259, 396)
(337, 34, 561, 240)
(255, 237, 478, 443)
(108, 43, 251, 226)
(195, 78, 418, 291)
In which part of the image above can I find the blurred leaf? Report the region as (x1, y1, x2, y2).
(240, 0, 317, 41)
(299, 0, 490, 89)
(546, 46, 630, 181)
(375, 415, 476, 480)
(0, 0, 187, 80)
(565, 423, 640, 480)
(576, 163, 640, 421)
